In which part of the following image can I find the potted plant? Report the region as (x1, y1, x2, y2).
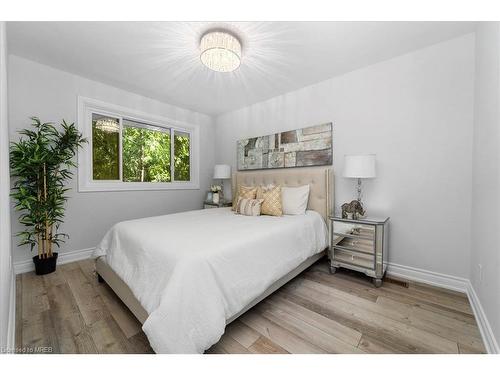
(10, 117, 86, 275)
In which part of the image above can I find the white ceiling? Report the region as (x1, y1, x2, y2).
(7, 21, 476, 116)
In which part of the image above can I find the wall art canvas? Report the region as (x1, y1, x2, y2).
(237, 123, 332, 170)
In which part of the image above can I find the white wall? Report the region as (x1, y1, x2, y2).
(0, 22, 15, 350)
(215, 34, 475, 278)
(470, 22, 500, 351)
(8, 55, 216, 263)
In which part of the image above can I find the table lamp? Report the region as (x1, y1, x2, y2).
(213, 164, 231, 201)
(343, 154, 376, 211)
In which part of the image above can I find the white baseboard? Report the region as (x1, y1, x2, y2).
(466, 281, 500, 354)
(13, 247, 95, 274)
(387, 262, 469, 293)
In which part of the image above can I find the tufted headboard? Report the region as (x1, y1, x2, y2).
(232, 166, 334, 221)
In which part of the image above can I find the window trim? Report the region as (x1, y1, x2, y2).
(77, 96, 200, 192)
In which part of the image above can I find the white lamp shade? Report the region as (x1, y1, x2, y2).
(343, 154, 376, 178)
(213, 164, 231, 179)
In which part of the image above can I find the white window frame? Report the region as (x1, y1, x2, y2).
(77, 96, 200, 192)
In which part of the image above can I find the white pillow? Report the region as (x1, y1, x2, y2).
(281, 185, 310, 215)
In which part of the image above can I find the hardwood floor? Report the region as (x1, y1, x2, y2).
(15, 258, 486, 354)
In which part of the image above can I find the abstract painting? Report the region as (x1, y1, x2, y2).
(237, 123, 332, 170)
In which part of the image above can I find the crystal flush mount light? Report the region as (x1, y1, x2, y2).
(200, 30, 242, 73)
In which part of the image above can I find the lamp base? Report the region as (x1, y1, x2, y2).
(356, 178, 362, 202)
(219, 179, 225, 201)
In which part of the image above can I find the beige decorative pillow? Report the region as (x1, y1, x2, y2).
(235, 197, 264, 216)
(257, 184, 283, 216)
(256, 183, 275, 199)
(232, 185, 257, 211)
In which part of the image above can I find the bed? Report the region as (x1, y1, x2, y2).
(93, 166, 333, 353)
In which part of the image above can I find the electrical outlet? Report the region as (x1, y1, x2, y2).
(478, 264, 483, 283)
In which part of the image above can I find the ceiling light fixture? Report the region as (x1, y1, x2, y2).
(200, 30, 242, 73)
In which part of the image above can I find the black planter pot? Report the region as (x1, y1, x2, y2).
(33, 252, 58, 275)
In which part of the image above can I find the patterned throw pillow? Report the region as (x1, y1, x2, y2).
(257, 184, 283, 216)
(232, 185, 257, 211)
(256, 183, 275, 199)
(235, 197, 264, 216)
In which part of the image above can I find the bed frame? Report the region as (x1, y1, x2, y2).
(95, 166, 334, 326)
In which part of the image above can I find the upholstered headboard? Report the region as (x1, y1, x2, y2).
(232, 166, 334, 221)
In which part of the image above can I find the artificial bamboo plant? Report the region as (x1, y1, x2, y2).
(10, 117, 86, 261)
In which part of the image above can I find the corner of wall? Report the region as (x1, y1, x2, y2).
(469, 21, 500, 354)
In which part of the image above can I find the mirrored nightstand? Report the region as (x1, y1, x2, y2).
(329, 216, 389, 287)
(203, 201, 232, 209)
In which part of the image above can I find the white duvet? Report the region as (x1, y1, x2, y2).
(93, 207, 328, 353)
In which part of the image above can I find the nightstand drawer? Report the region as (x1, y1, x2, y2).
(335, 237, 374, 254)
(333, 221, 375, 240)
(333, 248, 375, 270)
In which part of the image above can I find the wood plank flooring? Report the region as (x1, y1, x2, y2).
(15, 258, 486, 354)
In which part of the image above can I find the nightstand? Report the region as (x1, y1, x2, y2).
(203, 201, 232, 209)
(329, 216, 389, 287)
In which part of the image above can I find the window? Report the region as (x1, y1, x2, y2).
(78, 97, 199, 191)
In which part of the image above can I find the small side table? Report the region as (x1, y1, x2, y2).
(329, 216, 389, 287)
(203, 200, 232, 209)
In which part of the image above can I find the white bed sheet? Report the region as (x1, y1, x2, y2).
(93, 207, 328, 353)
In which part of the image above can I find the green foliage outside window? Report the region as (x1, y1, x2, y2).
(92, 123, 119, 180)
(122, 125, 171, 182)
(91, 116, 190, 183)
(174, 131, 190, 181)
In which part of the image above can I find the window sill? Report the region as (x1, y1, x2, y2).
(78, 181, 200, 192)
